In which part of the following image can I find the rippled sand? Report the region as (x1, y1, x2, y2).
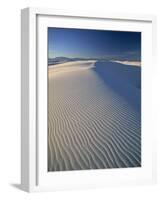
(48, 60, 141, 171)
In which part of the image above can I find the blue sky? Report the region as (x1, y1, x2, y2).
(48, 27, 141, 61)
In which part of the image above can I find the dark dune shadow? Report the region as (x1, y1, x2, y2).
(92, 61, 141, 114)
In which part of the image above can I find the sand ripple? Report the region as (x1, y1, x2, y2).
(48, 61, 141, 171)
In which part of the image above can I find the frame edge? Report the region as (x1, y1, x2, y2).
(21, 8, 30, 192)
(21, 7, 37, 192)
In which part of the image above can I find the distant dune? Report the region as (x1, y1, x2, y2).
(48, 60, 141, 171)
(111, 60, 141, 67)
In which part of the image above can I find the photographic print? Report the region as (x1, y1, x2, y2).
(48, 27, 141, 172)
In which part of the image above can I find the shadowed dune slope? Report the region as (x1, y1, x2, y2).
(94, 61, 141, 113)
(48, 60, 141, 171)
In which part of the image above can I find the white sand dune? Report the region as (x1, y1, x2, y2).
(48, 60, 141, 171)
(111, 60, 141, 67)
(48, 60, 96, 76)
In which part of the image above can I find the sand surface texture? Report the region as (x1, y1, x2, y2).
(48, 60, 141, 171)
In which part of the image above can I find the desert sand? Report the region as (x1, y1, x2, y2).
(48, 60, 141, 171)
(111, 60, 141, 67)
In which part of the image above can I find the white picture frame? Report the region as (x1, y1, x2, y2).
(21, 7, 157, 192)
